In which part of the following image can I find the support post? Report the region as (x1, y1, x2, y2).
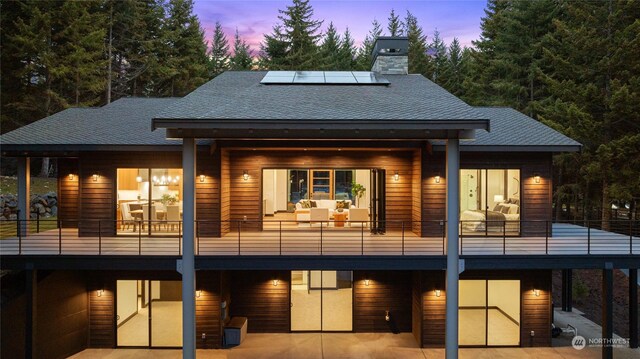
(445, 138, 460, 359)
(602, 263, 613, 359)
(181, 138, 196, 359)
(25, 268, 36, 359)
(561, 269, 572, 312)
(630, 268, 638, 349)
(17, 157, 30, 235)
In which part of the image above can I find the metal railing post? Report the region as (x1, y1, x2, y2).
(36, 212, 40, 233)
(402, 221, 405, 255)
(502, 221, 506, 255)
(320, 221, 323, 255)
(442, 221, 445, 255)
(17, 218, 22, 255)
(587, 221, 591, 254)
(138, 220, 142, 255)
(238, 221, 241, 255)
(98, 221, 102, 255)
(196, 221, 199, 256)
(59, 219, 62, 255)
(545, 221, 549, 255)
(179, 221, 182, 256)
(460, 221, 463, 255)
(630, 220, 634, 255)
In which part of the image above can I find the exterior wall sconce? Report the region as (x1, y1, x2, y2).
(364, 279, 370, 286)
(272, 279, 279, 286)
(196, 290, 202, 298)
(435, 289, 441, 297)
(533, 289, 540, 297)
(97, 289, 104, 297)
(435, 175, 441, 184)
(534, 174, 541, 184)
(68, 174, 74, 180)
(243, 170, 249, 181)
(200, 174, 205, 182)
(93, 174, 99, 182)
(385, 310, 390, 322)
(393, 171, 399, 182)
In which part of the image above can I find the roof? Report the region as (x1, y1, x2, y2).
(1, 98, 181, 149)
(153, 71, 487, 122)
(431, 107, 582, 151)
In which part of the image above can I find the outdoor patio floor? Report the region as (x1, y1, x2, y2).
(1, 223, 638, 256)
(69, 333, 640, 359)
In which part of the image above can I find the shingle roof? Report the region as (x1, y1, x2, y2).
(153, 71, 488, 121)
(431, 107, 582, 150)
(1, 97, 180, 146)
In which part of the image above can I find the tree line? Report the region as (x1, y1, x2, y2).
(1, 0, 638, 221)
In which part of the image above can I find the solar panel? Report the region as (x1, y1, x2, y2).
(260, 71, 389, 86)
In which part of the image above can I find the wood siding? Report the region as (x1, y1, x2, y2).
(416, 270, 551, 348)
(88, 275, 115, 348)
(197, 150, 221, 237)
(57, 159, 80, 228)
(353, 271, 412, 333)
(229, 271, 290, 333)
(196, 271, 223, 349)
(223, 150, 417, 230)
(220, 150, 231, 234)
(422, 151, 553, 237)
(411, 271, 423, 345)
(411, 149, 422, 235)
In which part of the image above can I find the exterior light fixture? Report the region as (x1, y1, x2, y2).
(93, 174, 99, 182)
(435, 289, 441, 297)
(272, 279, 279, 286)
(364, 279, 370, 286)
(196, 290, 201, 298)
(533, 289, 540, 297)
(243, 170, 249, 181)
(534, 174, 541, 184)
(136, 176, 142, 183)
(68, 174, 74, 180)
(200, 174, 205, 182)
(385, 310, 390, 322)
(435, 175, 441, 184)
(393, 171, 399, 182)
(97, 289, 104, 297)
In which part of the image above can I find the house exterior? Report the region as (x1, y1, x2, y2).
(0, 37, 637, 359)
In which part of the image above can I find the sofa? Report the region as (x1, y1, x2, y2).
(295, 199, 353, 221)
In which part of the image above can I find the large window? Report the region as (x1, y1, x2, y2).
(459, 279, 520, 346)
(117, 168, 183, 235)
(460, 169, 520, 235)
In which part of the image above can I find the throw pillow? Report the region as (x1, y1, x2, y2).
(310, 201, 317, 208)
(493, 204, 503, 212)
(336, 200, 346, 209)
(500, 206, 511, 214)
(301, 200, 311, 209)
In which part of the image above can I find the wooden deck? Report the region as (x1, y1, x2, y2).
(0, 223, 637, 256)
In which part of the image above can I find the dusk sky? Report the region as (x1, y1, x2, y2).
(193, 0, 488, 54)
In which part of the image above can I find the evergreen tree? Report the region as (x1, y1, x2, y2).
(229, 29, 253, 70)
(337, 27, 356, 70)
(355, 19, 383, 71)
(209, 21, 230, 77)
(404, 11, 430, 75)
(428, 29, 447, 83)
(387, 9, 404, 36)
(441, 38, 466, 97)
(319, 22, 341, 69)
(259, 24, 288, 70)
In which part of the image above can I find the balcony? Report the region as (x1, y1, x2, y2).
(0, 219, 638, 256)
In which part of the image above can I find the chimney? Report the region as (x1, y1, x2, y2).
(371, 36, 409, 75)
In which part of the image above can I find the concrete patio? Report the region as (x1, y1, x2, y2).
(69, 333, 640, 359)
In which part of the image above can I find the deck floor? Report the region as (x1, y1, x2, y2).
(1, 223, 637, 256)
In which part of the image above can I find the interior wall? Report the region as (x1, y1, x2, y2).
(488, 280, 520, 321)
(116, 280, 138, 326)
(275, 169, 288, 211)
(262, 169, 276, 215)
(354, 169, 371, 209)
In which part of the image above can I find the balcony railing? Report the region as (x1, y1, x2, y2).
(0, 219, 638, 256)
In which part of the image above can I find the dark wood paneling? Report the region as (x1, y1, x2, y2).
(225, 150, 415, 230)
(88, 276, 114, 348)
(229, 271, 290, 333)
(197, 150, 221, 237)
(411, 150, 422, 235)
(196, 271, 222, 349)
(58, 159, 79, 228)
(353, 271, 412, 333)
(411, 271, 423, 345)
(420, 270, 446, 347)
(220, 150, 231, 234)
(519, 270, 552, 347)
(422, 151, 553, 237)
(35, 271, 88, 359)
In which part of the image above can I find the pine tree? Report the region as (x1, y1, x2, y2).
(319, 22, 341, 70)
(355, 19, 383, 71)
(441, 38, 466, 97)
(429, 29, 447, 83)
(229, 29, 253, 70)
(387, 9, 404, 36)
(259, 24, 288, 70)
(337, 27, 356, 70)
(209, 21, 230, 77)
(404, 11, 430, 75)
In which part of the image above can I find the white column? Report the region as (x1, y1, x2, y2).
(17, 157, 30, 235)
(445, 138, 460, 359)
(182, 138, 196, 358)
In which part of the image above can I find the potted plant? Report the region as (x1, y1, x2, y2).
(351, 182, 366, 208)
(160, 194, 177, 206)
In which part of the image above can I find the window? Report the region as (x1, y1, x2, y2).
(460, 169, 520, 235)
(117, 168, 183, 235)
(334, 170, 355, 201)
(459, 279, 520, 346)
